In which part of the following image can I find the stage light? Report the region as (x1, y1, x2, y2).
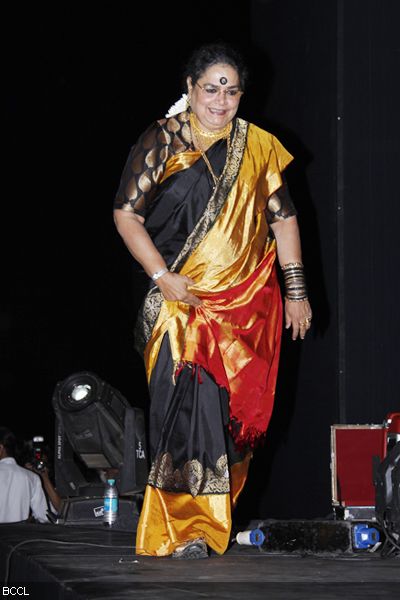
(57, 372, 99, 412)
(52, 371, 148, 500)
(71, 384, 91, 402)
(375, 442, 400, 525)
(374, 441, 400, 555)
(384, 412, 400, 451)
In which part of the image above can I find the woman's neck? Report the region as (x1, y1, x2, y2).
(190, 112, 232, 151)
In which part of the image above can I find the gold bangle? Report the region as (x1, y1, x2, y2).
(281, 262, 304, 271)
(285, 296, 309, 303)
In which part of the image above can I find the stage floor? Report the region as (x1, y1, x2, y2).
(1, 522, 399, 600)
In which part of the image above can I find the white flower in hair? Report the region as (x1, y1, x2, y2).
(165, 93, 188, 118)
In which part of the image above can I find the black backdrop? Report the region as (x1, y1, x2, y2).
(4, 0, 399, 521)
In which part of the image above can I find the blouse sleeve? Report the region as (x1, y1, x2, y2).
(265, 175, 297, 224)
(113, 121, 170, 217)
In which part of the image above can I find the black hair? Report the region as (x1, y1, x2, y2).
(183, 42, 249, 91)
(0, 427, 17, 458)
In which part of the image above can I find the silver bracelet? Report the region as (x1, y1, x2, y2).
(151, 267, 169, 281)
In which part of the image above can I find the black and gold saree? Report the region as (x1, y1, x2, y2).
(114, 110, 295, 555)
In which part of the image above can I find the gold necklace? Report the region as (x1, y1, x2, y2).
(190, 113, 232, 188)
(190, 112, 232, 140)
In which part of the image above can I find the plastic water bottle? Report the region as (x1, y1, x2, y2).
(103, 479, 119, 527)
(236, 528, 265, 546)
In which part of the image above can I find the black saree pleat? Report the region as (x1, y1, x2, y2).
(147, 334, 247, 497)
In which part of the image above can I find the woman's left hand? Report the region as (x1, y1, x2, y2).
(285, 298, 312, 340)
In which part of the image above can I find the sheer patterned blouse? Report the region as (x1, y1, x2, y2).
(113, 114, 297, 225)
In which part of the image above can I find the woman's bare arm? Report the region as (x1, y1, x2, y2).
(270, 215, 312, 340)
(113, 209, 201, 306)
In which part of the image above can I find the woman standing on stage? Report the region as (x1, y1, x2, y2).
(113, 42, 312, 558)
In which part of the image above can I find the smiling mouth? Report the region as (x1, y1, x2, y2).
(208, 108, 227, 115)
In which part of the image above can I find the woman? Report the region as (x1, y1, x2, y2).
(113, 42, 312, 559)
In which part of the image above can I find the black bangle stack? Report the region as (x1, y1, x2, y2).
(281, 262, 308, 301)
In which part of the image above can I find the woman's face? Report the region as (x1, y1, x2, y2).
(187, 63, 242, 132)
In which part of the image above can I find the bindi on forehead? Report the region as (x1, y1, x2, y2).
(204, 64, 239, 86)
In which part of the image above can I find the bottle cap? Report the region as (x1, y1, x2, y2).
(107, 479, 115, 485)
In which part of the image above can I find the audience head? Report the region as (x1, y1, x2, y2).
(0, 427, 17, 459)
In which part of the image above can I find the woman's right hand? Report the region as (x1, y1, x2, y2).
(156, 272, 202, 307)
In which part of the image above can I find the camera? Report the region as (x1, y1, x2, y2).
(32, 435, 46, 472)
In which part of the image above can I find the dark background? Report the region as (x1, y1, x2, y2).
(3, 0, 399, 521)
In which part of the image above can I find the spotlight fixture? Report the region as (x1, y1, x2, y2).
(52, 371, 148, 499)
(374, 441, 400, 556)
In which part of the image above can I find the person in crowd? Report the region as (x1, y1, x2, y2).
(113, 41, 312, 558)
(0, 427, 52, 523)
(23, 442, 63, 515)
